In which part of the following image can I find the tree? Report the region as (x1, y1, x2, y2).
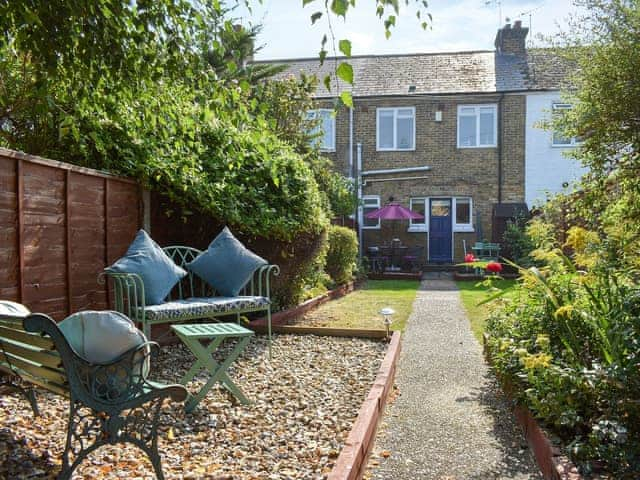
(550, 0, 640, 268)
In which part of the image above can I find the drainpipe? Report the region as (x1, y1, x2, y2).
(348, 107, 354, 178)
(497, 93, 505, 204)
(356, 143, 363, 261)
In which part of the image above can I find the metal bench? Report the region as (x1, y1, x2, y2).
(0, 311, 187, 480)
(101, 246, 279, 356)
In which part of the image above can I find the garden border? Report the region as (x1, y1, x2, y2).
(328, 331, 401, 480)
(483, 334, 582, 480)
(251, 281, 356, 328)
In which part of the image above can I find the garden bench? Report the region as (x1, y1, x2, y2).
(0, 310, 187, 480)
(102, 246, 280, 355)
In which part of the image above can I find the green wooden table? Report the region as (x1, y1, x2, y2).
(171, 323, 254, 413)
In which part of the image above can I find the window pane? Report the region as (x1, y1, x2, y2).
(378, 111, 394, 148)
(431, 199, 451, 217)
(320, 111, 335, 150)
(397, 108, 413, 117)
(552, 131, 572, 145)
(455, 198, 471, 224)
(460, 107, 476, 115)
(479, 109, 495, 145)
(397, 116, 414, 149)
(459, 116, 476, 146)
(410, 199, 426, 226)
(363, 198, 380, 228)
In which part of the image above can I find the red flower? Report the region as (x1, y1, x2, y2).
(464, 253, 476, 263)
(486, 261, 503, 273)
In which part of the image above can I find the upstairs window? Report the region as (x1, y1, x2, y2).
(377, 107, 415, 151)
(307, 109, 336, 151)
(457, 105, 497, 148)
(551, 103, 582, 147)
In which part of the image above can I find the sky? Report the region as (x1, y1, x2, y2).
(236, 0, 581, 60)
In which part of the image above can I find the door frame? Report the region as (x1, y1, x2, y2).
(427, 197, 454, 263)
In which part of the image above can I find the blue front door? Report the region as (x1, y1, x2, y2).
(429, 198, 452, 263)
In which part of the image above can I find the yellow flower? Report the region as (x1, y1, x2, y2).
(535, 334, 550, 350)
(521, 353, 553, 370)
(554, 304, 575, 319)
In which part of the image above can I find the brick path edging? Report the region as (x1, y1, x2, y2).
(251, 282, 356, 327)
(328, 331, 402, 480)
(483, 334, 582, 480)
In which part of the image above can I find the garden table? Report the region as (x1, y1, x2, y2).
(171, 323, 254, 412)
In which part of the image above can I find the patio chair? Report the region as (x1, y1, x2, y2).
(402, 246, 424, 272)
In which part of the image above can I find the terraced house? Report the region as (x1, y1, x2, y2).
(259, 21, 583, 264)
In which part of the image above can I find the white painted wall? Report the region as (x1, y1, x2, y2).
(525, 92, 588, 208)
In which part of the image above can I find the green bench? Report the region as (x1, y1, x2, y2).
(102, 246, 280, 355)
(0, 311, 187, 480)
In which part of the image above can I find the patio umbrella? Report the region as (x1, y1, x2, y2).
(365, 203, 424, 221)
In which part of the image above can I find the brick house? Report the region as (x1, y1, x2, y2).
(258, 22, 576, 264)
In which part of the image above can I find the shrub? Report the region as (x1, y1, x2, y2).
(325, 225, 358, 285)
(486, 224, 640, 477)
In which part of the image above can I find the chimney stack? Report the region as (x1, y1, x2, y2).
(494, 20, 528, 56)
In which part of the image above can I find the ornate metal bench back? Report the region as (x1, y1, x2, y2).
(23, 314, 152, 412)
(162, 246, 213, 300)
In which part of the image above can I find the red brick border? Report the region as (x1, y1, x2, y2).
(483, 334, 582, 480)
(251, 282, 355, 328)
(328, 331, 402, 480)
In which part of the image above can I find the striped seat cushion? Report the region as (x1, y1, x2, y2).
(142, 296, 270, 322)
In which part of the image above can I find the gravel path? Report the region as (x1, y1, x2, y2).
(368, 273, 541, 480)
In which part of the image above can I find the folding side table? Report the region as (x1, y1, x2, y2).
(171, 323, 254, 412)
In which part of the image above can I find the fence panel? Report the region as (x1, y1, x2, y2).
(0, 148, 142, 319)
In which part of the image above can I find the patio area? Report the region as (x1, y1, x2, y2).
(0, 334, 386, 479)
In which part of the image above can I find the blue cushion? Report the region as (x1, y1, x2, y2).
(108, 230, 186, 305)
(186, 227, 267, 297)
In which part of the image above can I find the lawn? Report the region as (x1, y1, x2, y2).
(297, 280, 420, 332)
(456, 279, 516, 342)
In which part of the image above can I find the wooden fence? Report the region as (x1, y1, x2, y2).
(0, 148, 142, 319)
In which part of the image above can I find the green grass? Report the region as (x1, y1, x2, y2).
(298, 280, 420, 332)
(456, 279, 516, 342)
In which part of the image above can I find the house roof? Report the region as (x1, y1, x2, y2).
(254, 49, 573, 98)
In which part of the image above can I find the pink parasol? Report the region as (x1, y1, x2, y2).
(365, 203, 424, 220)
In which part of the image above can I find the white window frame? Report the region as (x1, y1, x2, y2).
(551, 103, 582, 148)
(376, 107, 416, 151)
(453, 197, 474, 232)
(457, 104, 498, 148)
(307, 109, 336, 152)
(361, 195, 381, 230)
(408, 197, 428, 232)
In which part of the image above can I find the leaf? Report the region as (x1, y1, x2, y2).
(336, 62, 353, 84)
(340, 91, 353, 108)
(302, 0, 315, 5)
(311, 11, 323, 24)
(323, 74, 332, 91)
(319, 48, 328, 64)
(331, 0, 348, 17)
(338, 39, 352, 57)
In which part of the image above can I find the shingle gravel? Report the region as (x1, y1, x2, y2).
(368, 273, 542, 480)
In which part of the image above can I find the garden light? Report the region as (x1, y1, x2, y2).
(380, 307, 395, 339)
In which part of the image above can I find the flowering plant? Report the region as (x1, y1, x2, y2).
(486, 261, 503, 273)
(464, 253, 476, 263)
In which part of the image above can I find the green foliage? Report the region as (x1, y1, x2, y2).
(486, 224, 640, 476)
(0, 2, 338, 242)
(501, 214, 537, 267)
(325, 225, 359, 285)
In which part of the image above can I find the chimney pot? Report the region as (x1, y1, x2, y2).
(495, 21, 528, 56)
